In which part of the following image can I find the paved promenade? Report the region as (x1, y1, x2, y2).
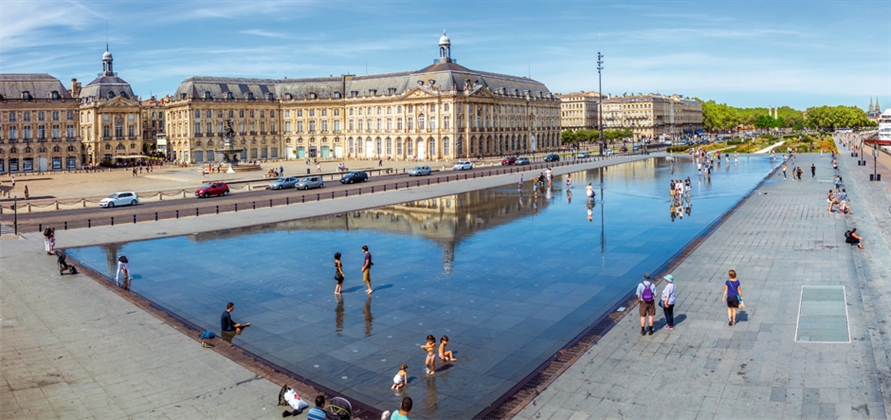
(2, 150, 889, 419)
(517, 150, 891, 419)
(0, 155, 642, 419)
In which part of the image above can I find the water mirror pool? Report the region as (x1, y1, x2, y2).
(69, 155, 776, 418)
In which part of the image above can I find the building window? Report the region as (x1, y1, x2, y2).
(309, 121, 316, 132)
(443, 116, 450, 129)
(309, 109, 315, 117)
(407, 139, 413, 155)
(444, 103, 450, 112)
(407, 118, 413, 130)
(321, 121, 328, 131)
(38, 125, 45, 139)
(285, 122, 291, 133)
(52, 125, 60, 138)
(397, 138, 403, 155)
(321, 109, 327, 117)
(418, 115, 425, 130)
(297, 121, 304, 132)
(430, 116, 437, 130)
(358, 120, 363, 131)
(376, 138, 382, 155)
(386, 138, 392, 154)
(24, 112, 31, 121)
(387, 119, 392, 130)
(334, 120, 341, 131)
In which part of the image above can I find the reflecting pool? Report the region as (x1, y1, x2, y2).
(69, 156, 775, 418)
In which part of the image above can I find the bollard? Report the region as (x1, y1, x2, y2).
(64, 221, 67, 230)
(286, 197, 289, 205)
(176, 210, 179, 219)
(216, 205, 219, 214)
(155, 212, 158, 221)
(416, 180, 420, 187)
(489, 170, 492, 176)
(436, 178, 440, 184)
(383, 184, 387, 192)
(359, 188, 361, 195)
(196, 208, 199, 217)
(39, 223, 42, 233)
(111, 216, 114, 226)
(332, 191, 335, 199)
(235, 203, 238, 212)
(346, 190, 349, 197)
(317, 193, 320, 201)
(395, 183, 398, 190)
(302, 195, 305, 203)
(133, 215, 136, 224)
(252, 201, 256, 210)
(372, 186, 375, 193)
(406, 182, 409, 189)
(269, 199, 273, 208)
(88, 219, 91, 228)
(427, 179, 430, 185)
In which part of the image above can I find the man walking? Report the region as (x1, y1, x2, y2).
(362, 245, 373, 295)
(637, 274, 657, 335)
(810, 163, 816, 179)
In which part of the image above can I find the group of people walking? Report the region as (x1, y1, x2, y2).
(637, 268, 745, 335)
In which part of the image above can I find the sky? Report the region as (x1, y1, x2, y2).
(1, 0, 889, 110)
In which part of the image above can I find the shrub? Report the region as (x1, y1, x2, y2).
(726, 139, 743, 145)
(668, 146, 691, 153)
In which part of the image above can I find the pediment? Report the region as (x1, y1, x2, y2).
(466, 85, 496, 99)
(101, 96, 140, 107)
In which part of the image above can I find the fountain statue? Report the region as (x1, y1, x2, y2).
(214, 119, 259, 173)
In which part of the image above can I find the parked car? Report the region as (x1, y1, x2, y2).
(619, 146, 628, 152)
(604, 149, 614, 156)
(544, 154, 560, 162)
(408, 166, 432, 176)
(295, 176, 324, 190)
(268, 176, 300, 190)
(501, 156, 517, 165)
(578, 152, 590, 159)
(516, 157, 531, 165)
(452, 161, 474, 170)
(340, 171, 369, 184)
(632, 145, 641, 152)
(100, 191, 139, 208)
(195, 182, 230, 198)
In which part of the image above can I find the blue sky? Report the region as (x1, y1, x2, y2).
(1, 0, 889, 110)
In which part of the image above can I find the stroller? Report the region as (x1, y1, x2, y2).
(326, 396, 353, 420)
(57, 252, 78, 275)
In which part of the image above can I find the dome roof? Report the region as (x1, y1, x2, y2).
(439, 31, 450, 45)
(103, 50, 113, 61)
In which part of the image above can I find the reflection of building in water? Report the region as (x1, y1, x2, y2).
(190, 188, 552, 273)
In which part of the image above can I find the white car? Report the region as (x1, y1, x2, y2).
(452, 161, 473, 170)
(100, 192, 139, 208)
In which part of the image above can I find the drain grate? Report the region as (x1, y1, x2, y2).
(795, 286, 850, 343)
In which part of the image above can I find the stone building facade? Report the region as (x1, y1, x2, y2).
(601, 93, 702, 141)
(165, 33, 561, 164)
(557, 91, 603, 131)
(0, 74, 81, 173)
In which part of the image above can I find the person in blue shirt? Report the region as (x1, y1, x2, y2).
(221, 302, 250, 333)
(390, 397, 412, 420)
(306, 395, 327, 420)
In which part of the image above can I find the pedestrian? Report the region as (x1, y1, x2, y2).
(305, 395, 327, 420)
(10, 176, 14, 189)
(280, 165, 284, 177)
(388, 397, 413, 420)
(24, 185, 29, 199)
(115, 255, 129, 287)
(421, 334, 436, 374)
(378, 159, 383, 167)
(586, 182, 595, 199)
(221, 302, 251, 334)
(781, 163, 787, 179)
(317, 162, 322, 173)
(721, 269, 743, 326)
(333, 252, 344, 295)
(565, 174, 572, 189)
(637, 274, 657, 335)
(661, 274, 677, 329)
(43, 227, 55, 255)
(797, 167, 803, 181)
(810, 163, 816, 179)
(361, 245, 373, 295)
(391, 364, 408, 391)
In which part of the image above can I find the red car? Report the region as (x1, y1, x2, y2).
(195, 182, 230, 198)
(501, 156, 517, 165)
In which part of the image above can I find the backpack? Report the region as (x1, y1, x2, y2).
(44, 228, 52, 237)
(641, 281, 654, 303)
(118, 256, 128, 263)
(199, 331, 215, 339)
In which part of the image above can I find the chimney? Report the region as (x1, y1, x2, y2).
(70, 78, 81, 98)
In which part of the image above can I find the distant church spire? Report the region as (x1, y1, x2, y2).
(869, 97, 874, 112)
(878, 97, 881, 112)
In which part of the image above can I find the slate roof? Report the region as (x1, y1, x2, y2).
(0, 74, 73, 100)
(79, 75, 136, 102)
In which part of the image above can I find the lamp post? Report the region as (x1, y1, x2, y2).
(597, 51, 604, 156)
(874, 143, 879, 181)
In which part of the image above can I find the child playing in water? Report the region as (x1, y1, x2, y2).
(421, 335, 437, 374)
(439, 336, 456, 362)
(391, 364, 408, 391)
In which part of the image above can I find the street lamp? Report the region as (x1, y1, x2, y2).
(597, 51, 604, 156)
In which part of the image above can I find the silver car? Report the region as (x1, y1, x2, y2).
(268, 176, 300, 190)
(408, 166, 432, 176)
(99, 191, 139, 208)
(295, 176, 324, 190)
(452, 161, 473, 170)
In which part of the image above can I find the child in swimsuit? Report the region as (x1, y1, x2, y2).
(421, 335, 436, 374)
(439, 336, 456, 362)
(391, 364, 408, 391)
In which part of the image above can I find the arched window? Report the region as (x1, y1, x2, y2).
(67, 146, 75, 152)
(115, 144, 124, 150)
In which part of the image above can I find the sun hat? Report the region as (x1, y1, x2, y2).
(663, 274, 674, 283)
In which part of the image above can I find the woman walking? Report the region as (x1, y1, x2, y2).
(661, 274, 677, 329)
(333, 252, 344, 294)
(721, 269, 743, 326)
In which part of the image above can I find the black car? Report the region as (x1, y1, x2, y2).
(340, 171, 368, 184)
(544, 154, 560, 162)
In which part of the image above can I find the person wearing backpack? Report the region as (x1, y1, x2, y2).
(637, 273, 657, 335)
(43, 227, 55, 255)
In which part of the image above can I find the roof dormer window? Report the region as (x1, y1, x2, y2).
(226, 92, 234, 100)
(51, 91, 60, 100)
(204, 91, 212, 99)
(179, 93, 186, 100)
(247, 92, 254, 100)
(267, 93, 274, 101)
(309, 93, 317, 100)
(21, 91, 32, 101)
(334, 92, 342, 99)
(108, 91, 117, 99)
(285, 93, 293, 100)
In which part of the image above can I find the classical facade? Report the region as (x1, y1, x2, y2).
(601, 93, 702, 141)
(77, 48, 145, 165)
(165, 33, 561, 163)
(557, 91, 603, 131)
(0, 74, 81, 173)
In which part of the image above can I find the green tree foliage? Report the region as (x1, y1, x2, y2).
(804, 105, 877, 130)
(561, 129, 600, 147)
(604, 128, 633, 142)
(696, 99, 806, 131)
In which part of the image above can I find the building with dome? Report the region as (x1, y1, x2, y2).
(77, 47, 145, 165)
(164, 32, 561, 163)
